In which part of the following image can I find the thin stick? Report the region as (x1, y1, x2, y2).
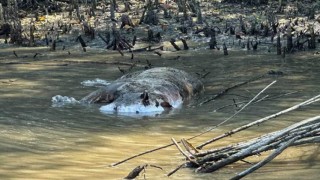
(214, 91, 299, 112)
(181, 138, 199, 155)
(292, 135, 320, 146)
(218, 81, 277, 127)
(111, 143, 174, 167)
(167, 163, 185, 177)
(199, 74, 265, 106)
(171, 138, 194, 163)
(197, 95, 320, 149)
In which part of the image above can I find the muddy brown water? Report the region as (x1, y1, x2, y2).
(0, 45, 319, 179)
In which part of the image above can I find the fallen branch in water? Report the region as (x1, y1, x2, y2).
(167, 115, 320, 178)
(191, 115, 320, 176)
(197, 94, 320, 149)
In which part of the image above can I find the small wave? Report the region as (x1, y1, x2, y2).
(51, 95, 79, 107)
(81, 78, 110, 87)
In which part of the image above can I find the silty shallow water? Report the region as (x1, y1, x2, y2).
(0, 46, 319, 179)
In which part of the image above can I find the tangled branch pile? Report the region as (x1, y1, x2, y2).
(184, 116, 319, 178)
(170, 95, 320, 179)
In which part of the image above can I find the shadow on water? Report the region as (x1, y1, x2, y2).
(0, 46, 319, 179)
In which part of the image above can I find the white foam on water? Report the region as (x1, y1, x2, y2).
(81, 78, 110, 87)
(51, 95, 79, 107)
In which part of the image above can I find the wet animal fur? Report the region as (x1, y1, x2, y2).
(80, 67, 203, 112)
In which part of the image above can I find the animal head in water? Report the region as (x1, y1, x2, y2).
(80, 67, 204, 114)
(82, 86, 182, 114)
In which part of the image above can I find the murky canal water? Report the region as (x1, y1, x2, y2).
(0, 46, 319, 179)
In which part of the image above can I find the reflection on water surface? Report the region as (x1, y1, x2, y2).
(0, 47, 319, 179)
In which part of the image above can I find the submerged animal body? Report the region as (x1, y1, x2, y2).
(80, 67, 204, 114)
